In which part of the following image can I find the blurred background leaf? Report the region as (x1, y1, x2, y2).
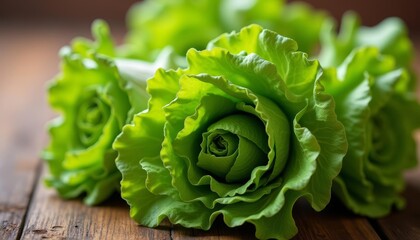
(0, 0, 418, 34)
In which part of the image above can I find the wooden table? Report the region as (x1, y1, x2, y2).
(1, 22, 420, 240)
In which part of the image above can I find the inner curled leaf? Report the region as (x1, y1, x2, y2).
(197, 114, 268, 183)
(207, 131, 239, 157)
(76, 90, 110, 147)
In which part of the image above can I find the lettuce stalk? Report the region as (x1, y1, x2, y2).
(114, 25, 347, 239)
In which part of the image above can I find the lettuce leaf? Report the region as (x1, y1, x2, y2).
(43, 20, 179, 205)
(114, 24, 347, 239)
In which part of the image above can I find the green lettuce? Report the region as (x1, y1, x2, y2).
(43, 20, 179, 205)
(323, 47, 420, 217)
(114, 25, 347, 239)
(123, 0, 329, 60)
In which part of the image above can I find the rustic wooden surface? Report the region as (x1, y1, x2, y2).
(0, 23, 419, 240)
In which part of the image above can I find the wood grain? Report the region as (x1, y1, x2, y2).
(0, 23, 116, 240)
(376, 181, 420, 240)
(172, 218, 256, 240)
(0, 24, 58, 240)
(293, 199, 380, 240)
(20, 168, 171, 240)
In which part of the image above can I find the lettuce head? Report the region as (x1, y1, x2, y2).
(43, 20, 178, 205)
(114, 25, 347, 239)
(319, 12, 420, 217)
(323, 47, 420, 217)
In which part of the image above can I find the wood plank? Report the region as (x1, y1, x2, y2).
(20, 168, 171, 240)
(0, 24, 59, 240)
(375, 173, 420, 239)
(172, 218, 256, 240)
(294, 199, 380, 240)
(0, 23, 121, 240)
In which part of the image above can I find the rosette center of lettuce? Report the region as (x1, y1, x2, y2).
(197, 114, 269, 183)
(206, 131, 238, 157)
(76, 89, 110, 147)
